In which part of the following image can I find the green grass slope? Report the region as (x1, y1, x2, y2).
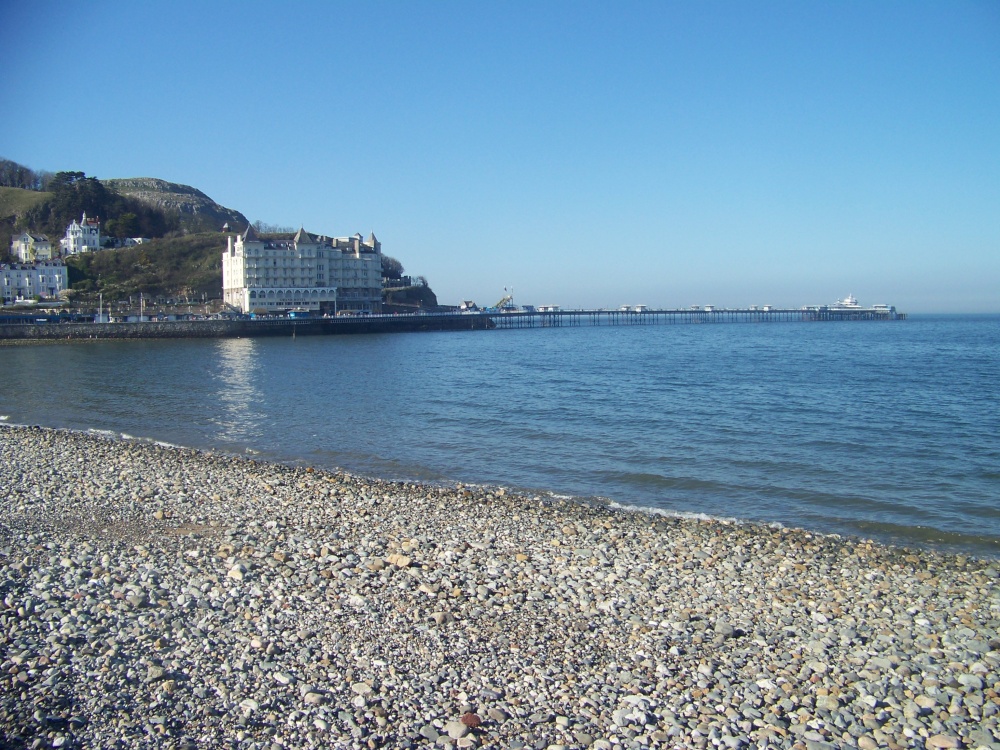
(0, 188, 53, 257)
(66, 233, 226, 301)
(0, 186, 50, 217)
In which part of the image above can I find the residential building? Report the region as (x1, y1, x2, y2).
(0, 261, 68, 304)
(222, 224, 383, 314)
(60, 212, 102, 255)
(10, 232, 54, 262)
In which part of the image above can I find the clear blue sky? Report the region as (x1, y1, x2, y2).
(3, 1, 998, 312)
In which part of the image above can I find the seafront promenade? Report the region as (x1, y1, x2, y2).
(0, 313, 495, 341)
(1, 425, 996, 749)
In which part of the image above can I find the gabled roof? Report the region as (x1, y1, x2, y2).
(294, 227, 315, 244)
(367, 232, 378, 244)
(242, 223, 260, 242)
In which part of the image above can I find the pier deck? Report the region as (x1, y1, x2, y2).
(482, 306, 907, 328)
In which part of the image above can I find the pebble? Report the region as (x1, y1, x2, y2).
(925, 735, 960, 749)
(1, 424, 998, 749)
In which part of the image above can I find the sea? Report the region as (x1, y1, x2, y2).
(2, 314, 998, 558)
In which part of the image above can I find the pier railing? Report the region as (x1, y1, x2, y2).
(480, 306, 906, 328)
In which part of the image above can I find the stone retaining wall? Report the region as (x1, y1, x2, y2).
(0, 314, 493, 340)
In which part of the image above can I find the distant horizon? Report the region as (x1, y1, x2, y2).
(2, 1, 997, 314)
(1, 163, 994, 314)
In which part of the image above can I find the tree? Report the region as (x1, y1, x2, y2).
(381, 255, 405, 280)
(48, 171, 88, 191)
(253, 220, 295, 234)
(0, 157, 43, 190)
(107, 212, 139, 239)
(18, 170, 183, 242)
(44, 172, 113, 231)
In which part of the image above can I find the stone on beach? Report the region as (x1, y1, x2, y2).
(0, 424, 998, 749)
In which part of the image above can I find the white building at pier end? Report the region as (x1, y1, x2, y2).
(222, 224, 383, 314)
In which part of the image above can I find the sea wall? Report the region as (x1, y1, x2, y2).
(0, 314, 494, 340)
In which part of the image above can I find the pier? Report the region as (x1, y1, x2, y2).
(0, 305, 905, 341)
(481, 305, 907, 329)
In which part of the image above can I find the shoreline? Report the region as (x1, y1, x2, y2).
(2, 420, 996, 561)
(1, 425, 998, 749)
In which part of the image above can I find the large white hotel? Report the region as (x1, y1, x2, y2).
(222, 225, 383, 314)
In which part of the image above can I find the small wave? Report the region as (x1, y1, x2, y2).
(842, 518, 1000, 558)
(121, 433, 186, 449)
(150, 439, 185, 449)
(87, 428, 120, 439)
(606, 499, 742, 526)
(81, 428, 189, 452)
(0, 416, 9, 422)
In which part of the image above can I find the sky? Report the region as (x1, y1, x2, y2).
(2, 1, 998, 312)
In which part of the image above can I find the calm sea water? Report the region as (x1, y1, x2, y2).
(3, 315, 998, 557)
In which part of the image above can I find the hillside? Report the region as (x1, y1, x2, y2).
(0, 186, 50, 218)
(1, 173, 191, 256)
(103, 178, 249, 234)
(0, 176, 249, 259)
(384, 282, 439, 311)
(2, 164, 441, 309)
(0, 187, 52, 254)
(65, 233, 225, 302)
(63, 234, 445, 312)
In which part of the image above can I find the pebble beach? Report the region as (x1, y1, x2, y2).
(1, 426, 998, 750)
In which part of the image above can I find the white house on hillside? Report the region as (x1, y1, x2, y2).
(10, 232, 53, 262)
(222, 224, 383, 314)
(60, 212, 102, 255)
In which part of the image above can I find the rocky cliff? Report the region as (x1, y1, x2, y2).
(102, 178, 249, 234)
